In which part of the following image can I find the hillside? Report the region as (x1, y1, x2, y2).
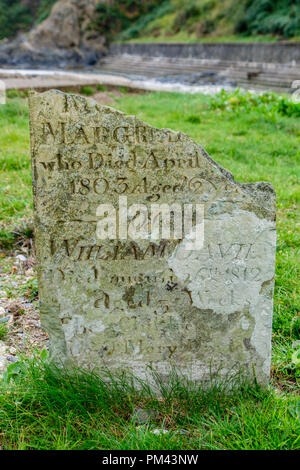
(115, 0, 300, 42)
(1, 0, 300, 43)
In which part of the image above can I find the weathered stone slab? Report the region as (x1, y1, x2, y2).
(29, 90, 276, 385)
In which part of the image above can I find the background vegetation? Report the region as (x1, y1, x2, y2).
(0, 357, 299, 450)
(1, 0, 300, 42)
(0, 89, 299, 387)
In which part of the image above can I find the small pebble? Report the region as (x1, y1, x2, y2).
(6, 355, 18, 363)
(22, 303, 34, 309)
(15, 254, 27, 262)
(25, 269, 34, 276)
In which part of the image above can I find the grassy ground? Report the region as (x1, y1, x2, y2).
(116, 0, 300, 43)
(0, 89, 299, 450)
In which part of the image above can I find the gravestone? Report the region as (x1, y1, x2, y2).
(29, 90, 276, 386)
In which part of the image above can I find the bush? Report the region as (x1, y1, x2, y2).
(0, 324, 8, 341)
(210, 89, 300, 118)
(185, 115, 201, 124)
(97, 84, 107, 92)
(6, 89, 29, 99)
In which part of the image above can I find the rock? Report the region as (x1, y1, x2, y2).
(29, 90, 276, 387)
(0, 0, 107, 68)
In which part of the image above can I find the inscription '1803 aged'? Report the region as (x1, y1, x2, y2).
(29, 90, 276, 387)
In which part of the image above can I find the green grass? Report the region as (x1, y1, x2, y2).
(0, 356, 299, 450)
(0, 90, 299, 449)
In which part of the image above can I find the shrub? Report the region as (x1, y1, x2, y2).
(6, 89, 29, 99)
(0, 0, 58, 40)
(210, 89, 300, 118)
(36, 0, 57, 24)
(97, 84, 107, 92)
(185, 115, 201, 124)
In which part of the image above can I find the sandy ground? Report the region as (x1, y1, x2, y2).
(0, 69, 237, 94)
